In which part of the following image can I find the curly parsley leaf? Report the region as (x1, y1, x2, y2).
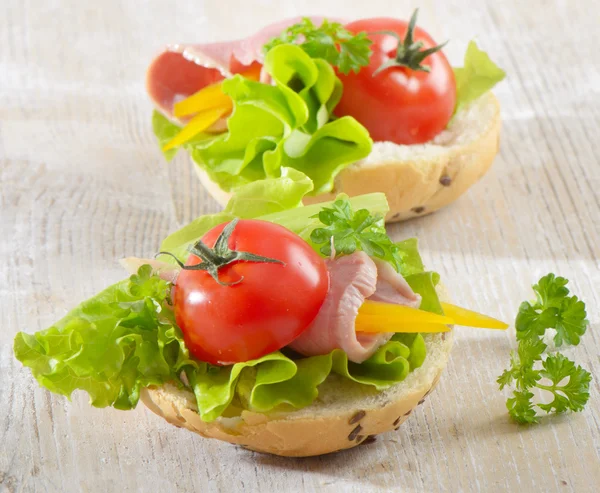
(496, 360, 516, 391)
(264, 18, 372, 75)
(554, 296, 588, 347)
(515, 302, 555, 341)
(518, 337, 547, 365)
(533, 273, 569, 308)
(507, 390, 538, 424)
(310, 198, 403, 271)
(498, 274, 592, 424)
(537, 354, 592, 414)
(497, 339, 545, 391)
(498, 345, 591, 424)
(516, 273, 588, 347)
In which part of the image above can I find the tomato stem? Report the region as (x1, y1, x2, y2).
(157, 219, 285, 286)
(370, 9, 447, 76)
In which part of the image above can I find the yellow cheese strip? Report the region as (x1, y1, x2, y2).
(358, 300, 454, 324)
(440, 302, 509, 329)
(173, 83, 231, 118)
(356, 318, 450, 334)
(354, 299, 508, 334)
(163, 106, 231, 152)
(356, 302, 452, 333)
(173, 66, 262, 118)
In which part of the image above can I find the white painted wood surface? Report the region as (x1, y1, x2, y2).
(1, 0, 599, 491)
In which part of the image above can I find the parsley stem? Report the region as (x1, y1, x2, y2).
(535, 383, 555, 391)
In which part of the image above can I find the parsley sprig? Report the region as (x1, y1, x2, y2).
(310, 198, 403, 271)
(516, 274, 588, 346)
(497, 274, 591, 424)
(264, 18, 372, 75)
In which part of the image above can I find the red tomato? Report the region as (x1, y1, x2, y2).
(335, 17, 456, 145)
(173, 220, 329, 365)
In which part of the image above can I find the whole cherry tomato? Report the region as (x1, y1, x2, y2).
(335, 15, 456, 145)
(173, 219, 329, 365)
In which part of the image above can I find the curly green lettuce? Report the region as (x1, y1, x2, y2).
(453, 41, 506, 114)
(153, 44, 372, 195)
(13, 265, 200, 410)
(189, 332, 426, 422)
(15, 173, 440, 422)
(159, 167, 314, 261)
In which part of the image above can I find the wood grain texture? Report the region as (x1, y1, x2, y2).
(1, 0, 599, 491)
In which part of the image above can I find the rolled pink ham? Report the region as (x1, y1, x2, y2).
(289, 252, 421, 363)
(119, 257, 180, 283)
(146, 17, 331, 121)
(369, 258, 421, 308)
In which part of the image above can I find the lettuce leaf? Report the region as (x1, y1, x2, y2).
(160, 167, 313, 260)
(14, 265, 202, 410)
(453, 40, 506, 114)
(395, 238, 425, 277)
(187, 337, 423, 422)
(406, 272, 443, 315)
(188, 351, 330, 421)
(396, 238, 442, 315)
(392, 333, 427, 370)
(152, 44, 372, 195)
(152, 111, 181, 161)
(160, 177, 388, 263)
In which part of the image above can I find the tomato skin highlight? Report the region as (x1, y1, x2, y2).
(173, 220, 329, 365)
(335, 18, 456, 145)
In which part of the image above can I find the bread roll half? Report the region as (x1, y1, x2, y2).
(141, 330, 452, 457)
(141, 286, 454, 457)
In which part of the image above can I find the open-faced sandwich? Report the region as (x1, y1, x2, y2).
(14, 170, 507, 456)
(148, 11, 505, 222)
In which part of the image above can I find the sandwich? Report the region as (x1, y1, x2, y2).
(14, 170, 507, 456)
(148, 11, 505, 222)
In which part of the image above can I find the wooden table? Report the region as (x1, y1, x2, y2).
(2, 0, 599, 491)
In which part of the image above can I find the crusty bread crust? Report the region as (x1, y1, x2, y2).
(141, 283, 454, 457)
(194, 92, 501, 222)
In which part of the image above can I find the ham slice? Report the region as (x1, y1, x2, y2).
(289, 252, 421, 363)
(369, 258, 421, 308)
(147, 17, 332, 120)
(119, 257, 180, 283)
